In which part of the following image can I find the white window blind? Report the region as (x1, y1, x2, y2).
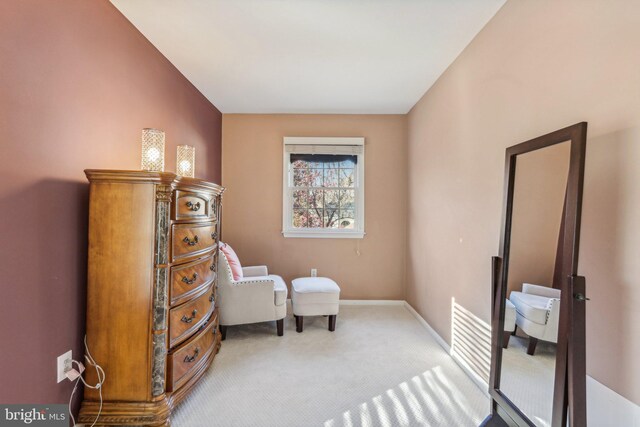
(284, 144, 364, 155)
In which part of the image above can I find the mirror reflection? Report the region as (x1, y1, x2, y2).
(500, 141, 571, 427)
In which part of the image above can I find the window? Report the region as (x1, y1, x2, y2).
(283, 137, 365, 238)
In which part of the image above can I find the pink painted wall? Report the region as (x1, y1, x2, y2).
(407, 0, 640, 404)
(222, 114, 407, 300)
(508, 142, 570, 297)
(0, 0, 222, 409)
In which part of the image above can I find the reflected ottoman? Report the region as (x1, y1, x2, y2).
(291, 277, 341, 333)
(503, 298, 516, 348)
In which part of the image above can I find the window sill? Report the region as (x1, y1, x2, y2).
(282, 230, 365, 239)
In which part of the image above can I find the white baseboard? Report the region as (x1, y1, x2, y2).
(403, 302, 451, 352)
(449, 353, 491, 399)
(587, 376, 640, 426)
(286, 299, 407, 314)
(403, 301, 490, 397)
(339, 299, 406, 306)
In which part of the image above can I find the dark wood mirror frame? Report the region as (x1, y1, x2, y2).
(482, 122, 588, 427)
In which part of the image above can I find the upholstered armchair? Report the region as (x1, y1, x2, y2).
(217, 249, 288, 339)
(509, 283, 561, 355)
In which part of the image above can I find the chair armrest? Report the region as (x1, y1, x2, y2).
(242, 265, 269, 277)
(234, 276, 274, 287)
(228, 277, 276, 299)
(522, 283, 561, 299)
(545, 298, 561, 323)
(542, 298, 561, 342)
(219, 277, 278, 324)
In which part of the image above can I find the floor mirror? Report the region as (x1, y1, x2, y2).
(482, 123, 588, 427)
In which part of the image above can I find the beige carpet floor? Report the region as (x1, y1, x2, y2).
(500, 335, 556, 427)
(172, 304, 489, 427)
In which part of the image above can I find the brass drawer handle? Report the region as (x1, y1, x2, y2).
(211, 231, 218, 240)
(181, 309, 198, 323)
(182, 273, 198, 285)
(183, 235, 198, 246)
(186, 201, 201, 211)
(183, 347, 200, 363)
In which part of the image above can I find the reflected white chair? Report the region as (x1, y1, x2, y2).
(509, 283, 561, 355)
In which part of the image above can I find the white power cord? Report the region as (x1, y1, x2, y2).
(68, 335, 106, 427)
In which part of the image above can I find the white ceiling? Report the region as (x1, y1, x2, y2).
(111, 0, 505, 114)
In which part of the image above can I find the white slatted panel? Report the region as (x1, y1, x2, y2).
(451, 299, 492, 384)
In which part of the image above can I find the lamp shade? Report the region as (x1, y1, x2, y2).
(141, 128, 165, 172)
(177, 145, 195, 178)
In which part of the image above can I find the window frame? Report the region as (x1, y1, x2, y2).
(282, 137, 365, 239)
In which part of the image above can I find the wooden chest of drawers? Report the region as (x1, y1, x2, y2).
(79, 170, 224, 426)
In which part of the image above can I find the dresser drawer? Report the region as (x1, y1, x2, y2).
(171, 222, 218, 262)
(167, 316, 218, 392)
(169, 287, 215, 347)
(170, 253, 217, 306)
(174, 191, 210, 220)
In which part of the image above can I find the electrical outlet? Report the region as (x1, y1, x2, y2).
(57, 350, 72, 383)
(311, 268, 317, 277)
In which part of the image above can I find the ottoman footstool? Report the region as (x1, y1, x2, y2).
(291, 277, 341, 332)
